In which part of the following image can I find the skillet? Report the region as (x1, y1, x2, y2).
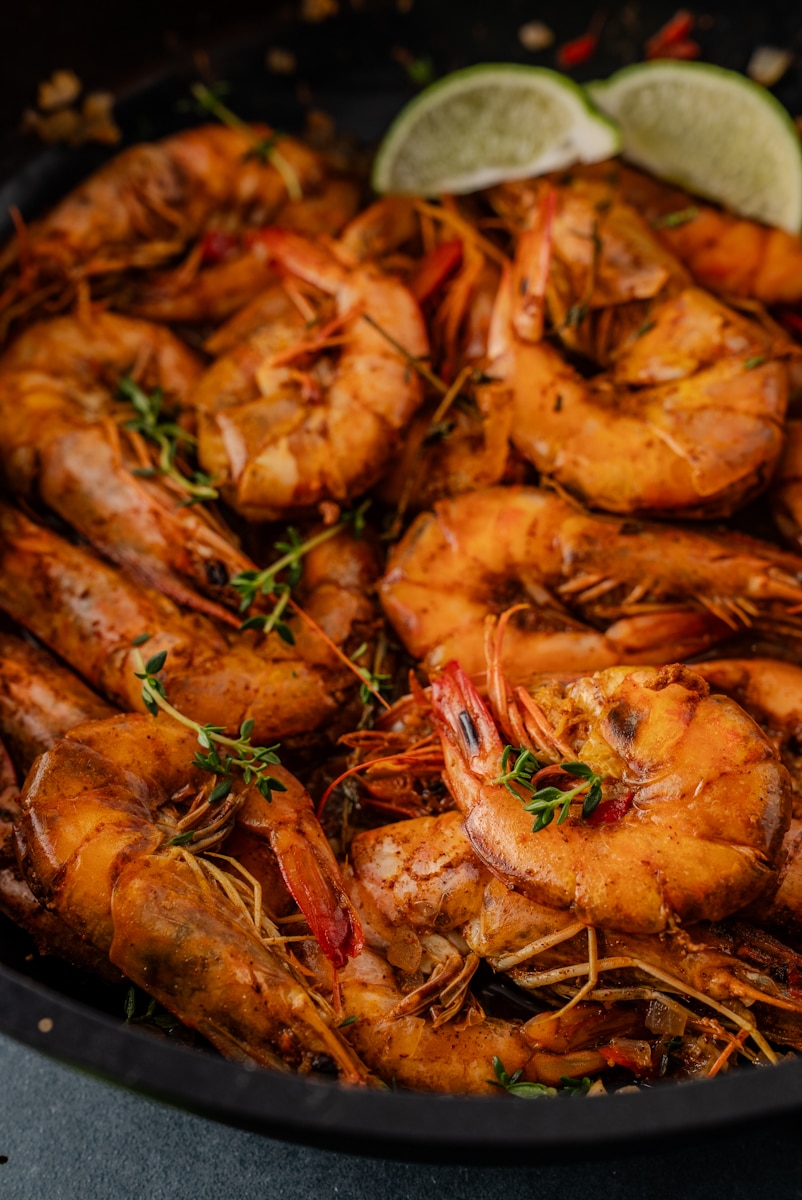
(1, 0, 802, 1162)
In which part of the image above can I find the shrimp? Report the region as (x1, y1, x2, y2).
(771, 419, 802, 554)
(380, 486, 802, 683)
(345, 811, 802, 1080)
(0, 633, 123, 972)
(192, 229, 429, 520)
(0, 504, 379, 746)
(611, 163, 802, 306)
(126, 177, 361, 324)
(0, 308, 261, 620)
(496, 163, 802, 306)
(14, 712, 368, 1076)
(0, 630, 115, 772)
(490, 177, 793, 517)
(0, 125, 336, 327)
(0, 628, 361, 969)
(428, 659, 790, 934)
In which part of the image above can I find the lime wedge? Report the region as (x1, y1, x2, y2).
(588, 61, 802, 233)
(372, 64, 621, 196)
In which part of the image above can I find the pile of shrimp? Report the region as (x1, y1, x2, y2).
(5, 111, 802, 1099)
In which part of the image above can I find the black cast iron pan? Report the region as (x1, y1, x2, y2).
(2, 0, 802, 1162)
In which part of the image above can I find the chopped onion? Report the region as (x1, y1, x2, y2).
(747, 46, 793, 88)
(518, 21, 555, 52)
(645, 997, 687, 1036)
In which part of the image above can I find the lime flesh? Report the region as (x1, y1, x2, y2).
(589, 61, 802, 233)
(373, 64, 621, 196)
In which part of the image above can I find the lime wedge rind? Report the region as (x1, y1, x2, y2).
(372, 64, 621, 196)
(588, 61, 802, 233)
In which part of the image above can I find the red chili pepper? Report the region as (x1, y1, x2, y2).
(557, 32, 598, 69)
(655, 38, 701, 60)
(199, 230, 240, 265)
(586, 791, 635, 826)
(601, 1046, 643, 1071)
(788, 965, 802, 999)
(409, 239, 463, 303)
(646, 9, 697, 59)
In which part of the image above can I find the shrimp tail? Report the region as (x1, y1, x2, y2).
(272, 814, 365, 970)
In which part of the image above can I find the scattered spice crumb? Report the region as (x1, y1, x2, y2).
(518, 21, 555, 52)
(0, 1156, 8, 1166)
(23, 75, 120, 147)
(301, 0, 338, 22)
(266, 47, 298, 76)
(304, 108, 337, 148)
(747, 46, 793, 87)
(37, 69, 81, 111)
(37, 1017, 53, 1033)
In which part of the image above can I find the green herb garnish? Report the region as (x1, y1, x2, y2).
(187, 82, 302, 201)
(744, 355, 766, 370)
(118, 377, 220, 504)
(652, 206, 699, 229)
(133, 646, 287, 810)
(350, 642, 392, 706)
(560, 1075, 593, 1095)
(495, 747, 604, 832)
(489, 1056, 557, 1098)
(231, 501, 369, 641)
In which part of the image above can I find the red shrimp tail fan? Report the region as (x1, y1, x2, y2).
(429, 660, 504, 763)
(271, 815, 364, 970)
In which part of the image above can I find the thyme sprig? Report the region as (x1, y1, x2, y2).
(188, 82, 302, 201)
(489, 1057, 557, 1098)
(495, 746, 604, 832)
(133, 645, 287, 804)
(118, 377, 220, 504)
(350, 642, 392, 706)
(231, 501, 369, 642)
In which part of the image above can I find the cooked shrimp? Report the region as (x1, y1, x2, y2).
(0, 505, 378, 745)
(380, 486, 802, 682)
(126, 177, 361, 324)
(428, 659, 790, 933)
(0, 125, 335, 326)
(0, 634, 123, 972)
(346, 810, 802, 1075)
(14, 712, 368, 1075)
(0, 308, 261, 620)
(192, 229, 429, 519)
(771, 419, 802, 554)
(611, 163, 802, 306)
(0, 629, 361, 968)
(0, 630, 114, 771)
(490, 177, 793, 517)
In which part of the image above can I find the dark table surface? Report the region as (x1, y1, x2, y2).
(2, 1030, 802, 1200)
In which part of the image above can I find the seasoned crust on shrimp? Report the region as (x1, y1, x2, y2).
(488, 177, 794, 518)
(380, 486, 802, 683)
(429, 660, 791, 934)
(193, 231, 429, 520)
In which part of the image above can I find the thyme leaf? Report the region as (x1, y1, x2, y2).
(118, 377, 220, 503)
(231, 502, 370, 636)
(188, 82, 302, 201)
(133, 646, 287, 803)
(489, 1056, 557, 1098)
(495, 748, 605, 832)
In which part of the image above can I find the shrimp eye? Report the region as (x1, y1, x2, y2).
(458, 709, 480, 755)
